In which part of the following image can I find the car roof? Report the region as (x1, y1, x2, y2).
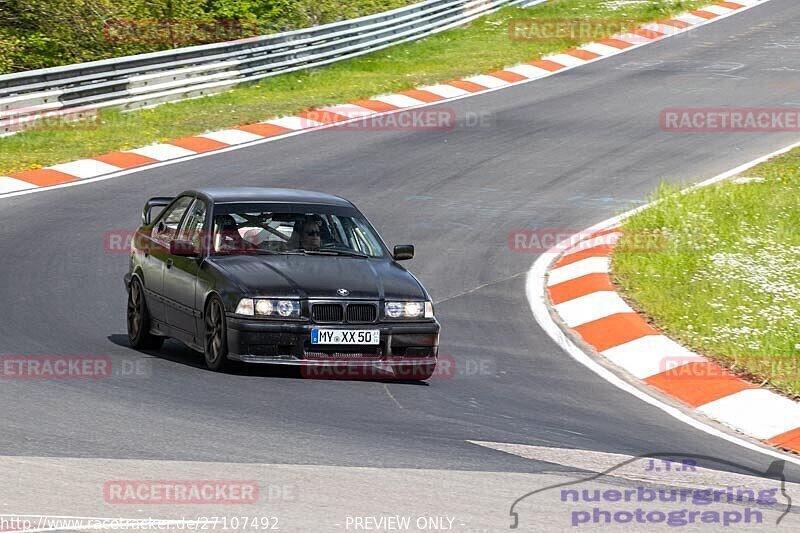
(187, 187, 354, 207)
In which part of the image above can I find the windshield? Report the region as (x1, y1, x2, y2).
(210, 207, 386, 258)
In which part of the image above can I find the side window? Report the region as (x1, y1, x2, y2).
(178, 200, 207, 249)
(152, 196, 193, 244)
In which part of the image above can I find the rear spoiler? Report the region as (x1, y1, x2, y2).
(142, 197, 173, 225)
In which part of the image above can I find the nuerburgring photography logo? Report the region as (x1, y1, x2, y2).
(509, 453, 791, 530)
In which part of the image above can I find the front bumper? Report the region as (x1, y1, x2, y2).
(226, 316, 439, 366)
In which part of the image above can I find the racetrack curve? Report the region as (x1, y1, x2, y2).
(2, 0, 800, 525)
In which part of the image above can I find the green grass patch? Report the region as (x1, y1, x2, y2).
(0, 0, 712, 175)
(613, 148, 800, 397)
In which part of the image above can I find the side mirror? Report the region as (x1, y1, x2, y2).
(393, 244, 414, 261)
(169, 239, 197, 257)
(142, 196, 173, 225)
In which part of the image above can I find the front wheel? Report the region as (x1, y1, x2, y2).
(127, 278, 164, 350)
(204, 296, 231, 371)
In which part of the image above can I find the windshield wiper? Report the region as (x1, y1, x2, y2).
(286, 248, 369, 258)
(252, 249, 280, 255)
(320, 249, 369, 258)
(214, 248, 279, 256)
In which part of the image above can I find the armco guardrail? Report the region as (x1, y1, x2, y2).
(0, 0, 546, 134)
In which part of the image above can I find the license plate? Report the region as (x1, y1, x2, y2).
(311, 329, 380, 345)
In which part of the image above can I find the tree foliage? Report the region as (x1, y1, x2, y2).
(0, 0, 415, 73)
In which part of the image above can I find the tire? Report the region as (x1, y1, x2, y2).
(204, 296, 231, 371)
(127, 277, 164, 350)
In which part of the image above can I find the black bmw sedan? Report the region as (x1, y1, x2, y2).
(124, 188, 440, 379)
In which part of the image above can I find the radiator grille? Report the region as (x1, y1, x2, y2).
(312, 304, 344, 322)
(346, 304, 377, 323)
(311, 302, 377, 323)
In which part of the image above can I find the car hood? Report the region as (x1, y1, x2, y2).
(207, 254, 427, 300)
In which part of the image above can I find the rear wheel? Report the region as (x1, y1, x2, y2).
(127, 278, 164, 350)
(204, 296, 230, 371)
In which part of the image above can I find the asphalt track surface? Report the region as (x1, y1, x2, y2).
(1, 0, 800, 507)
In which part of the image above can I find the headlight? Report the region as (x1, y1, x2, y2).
(236, 298, 301, 318)
(255, 299, 273, 315)
(385, 301, 433, 319)
(276, 300, 299, 317)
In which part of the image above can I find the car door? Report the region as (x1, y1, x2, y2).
(144, 195, 194, 327)
(163, 198, 207, 342)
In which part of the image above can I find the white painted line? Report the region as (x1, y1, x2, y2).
(602, 335, 706, 379)
(698, 389, 800, 440)
(469, 440, 798, 488)
(371, 94, 426, 108)
(553, 291, 633, 327)
(546, 256, 610, 287)
(199, 129, 263, 145)
(264, 116, 322, 130)
(418, 84, 470, 98)
(504, 64, 552, 79)
(127, 143, 195, 161)
(0, 176, 37, 193)
(543, 54, 585, 68)
(673, 13, 708, 25)
(319, 104, 376, 119)
(580, 43, 624, 57)
(704, 5, 734, 15)
(463, 74, 508, 89)
(48, 159, 121, 179)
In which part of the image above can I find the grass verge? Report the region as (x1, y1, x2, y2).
(1, 0, 712, 175)
(613, 147, 800, 397)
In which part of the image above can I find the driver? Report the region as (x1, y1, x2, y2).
(298, 218, 322, 250)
